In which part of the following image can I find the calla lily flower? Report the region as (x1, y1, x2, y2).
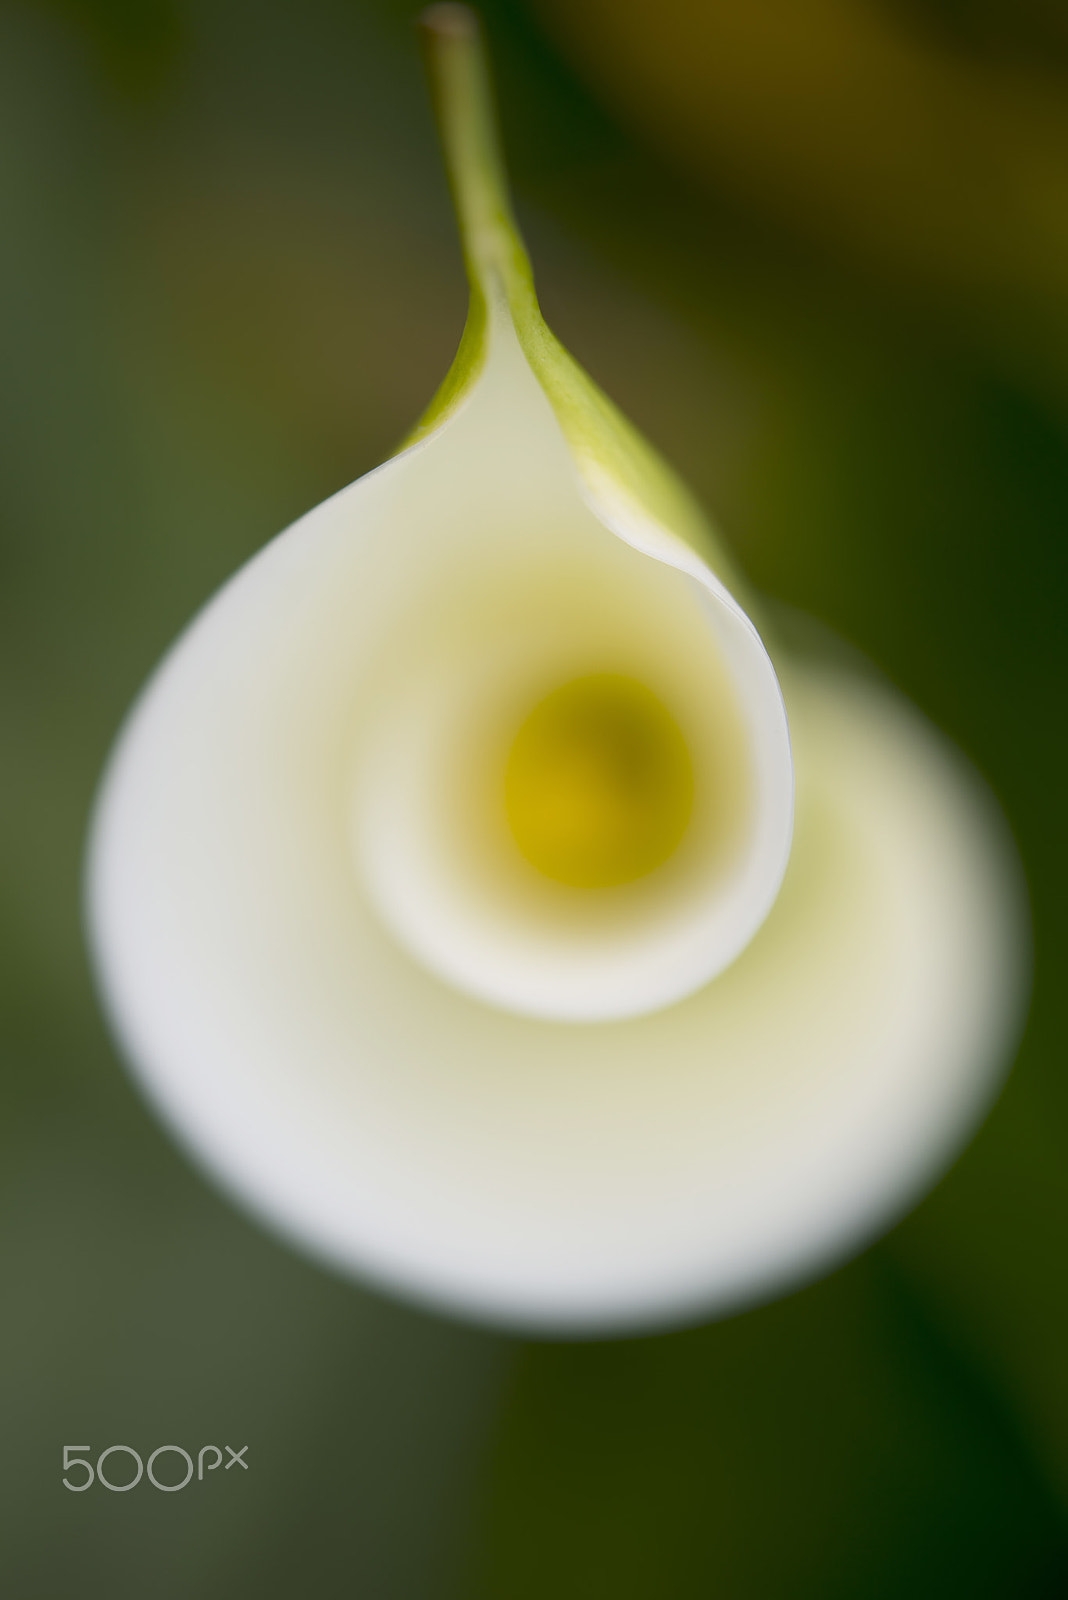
(86, 5, 1027, 1333)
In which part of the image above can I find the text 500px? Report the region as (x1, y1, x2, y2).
(62, 1444, 248, 1492)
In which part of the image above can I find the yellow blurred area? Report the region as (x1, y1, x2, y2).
(533, 0, 1068, 306)
(504, 673, 694, 887)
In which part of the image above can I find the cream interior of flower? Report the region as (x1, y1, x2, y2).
(347, 315, 792, 1021)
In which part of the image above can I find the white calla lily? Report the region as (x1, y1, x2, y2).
(86, 5, 1027, 1332)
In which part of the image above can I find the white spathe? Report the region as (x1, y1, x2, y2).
(87, 305, 1026, 1333)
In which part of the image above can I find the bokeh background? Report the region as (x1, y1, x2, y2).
(3, 0, 1068, 1592)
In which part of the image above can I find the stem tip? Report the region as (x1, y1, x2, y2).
(419, 3, 478, 41)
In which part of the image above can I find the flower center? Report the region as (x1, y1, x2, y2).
(504, 674, 694, 888)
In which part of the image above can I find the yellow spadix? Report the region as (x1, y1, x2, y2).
(505, 674, 694, 889)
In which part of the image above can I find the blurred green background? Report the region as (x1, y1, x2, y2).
(3, 0, 1068, 1593)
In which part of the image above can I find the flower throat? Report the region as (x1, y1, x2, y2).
(504, 673, 694, 888)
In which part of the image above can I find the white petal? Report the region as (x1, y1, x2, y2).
(86, 310, 1025, 1329)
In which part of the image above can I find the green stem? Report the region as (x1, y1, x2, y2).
(419, 4, 535, 309)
